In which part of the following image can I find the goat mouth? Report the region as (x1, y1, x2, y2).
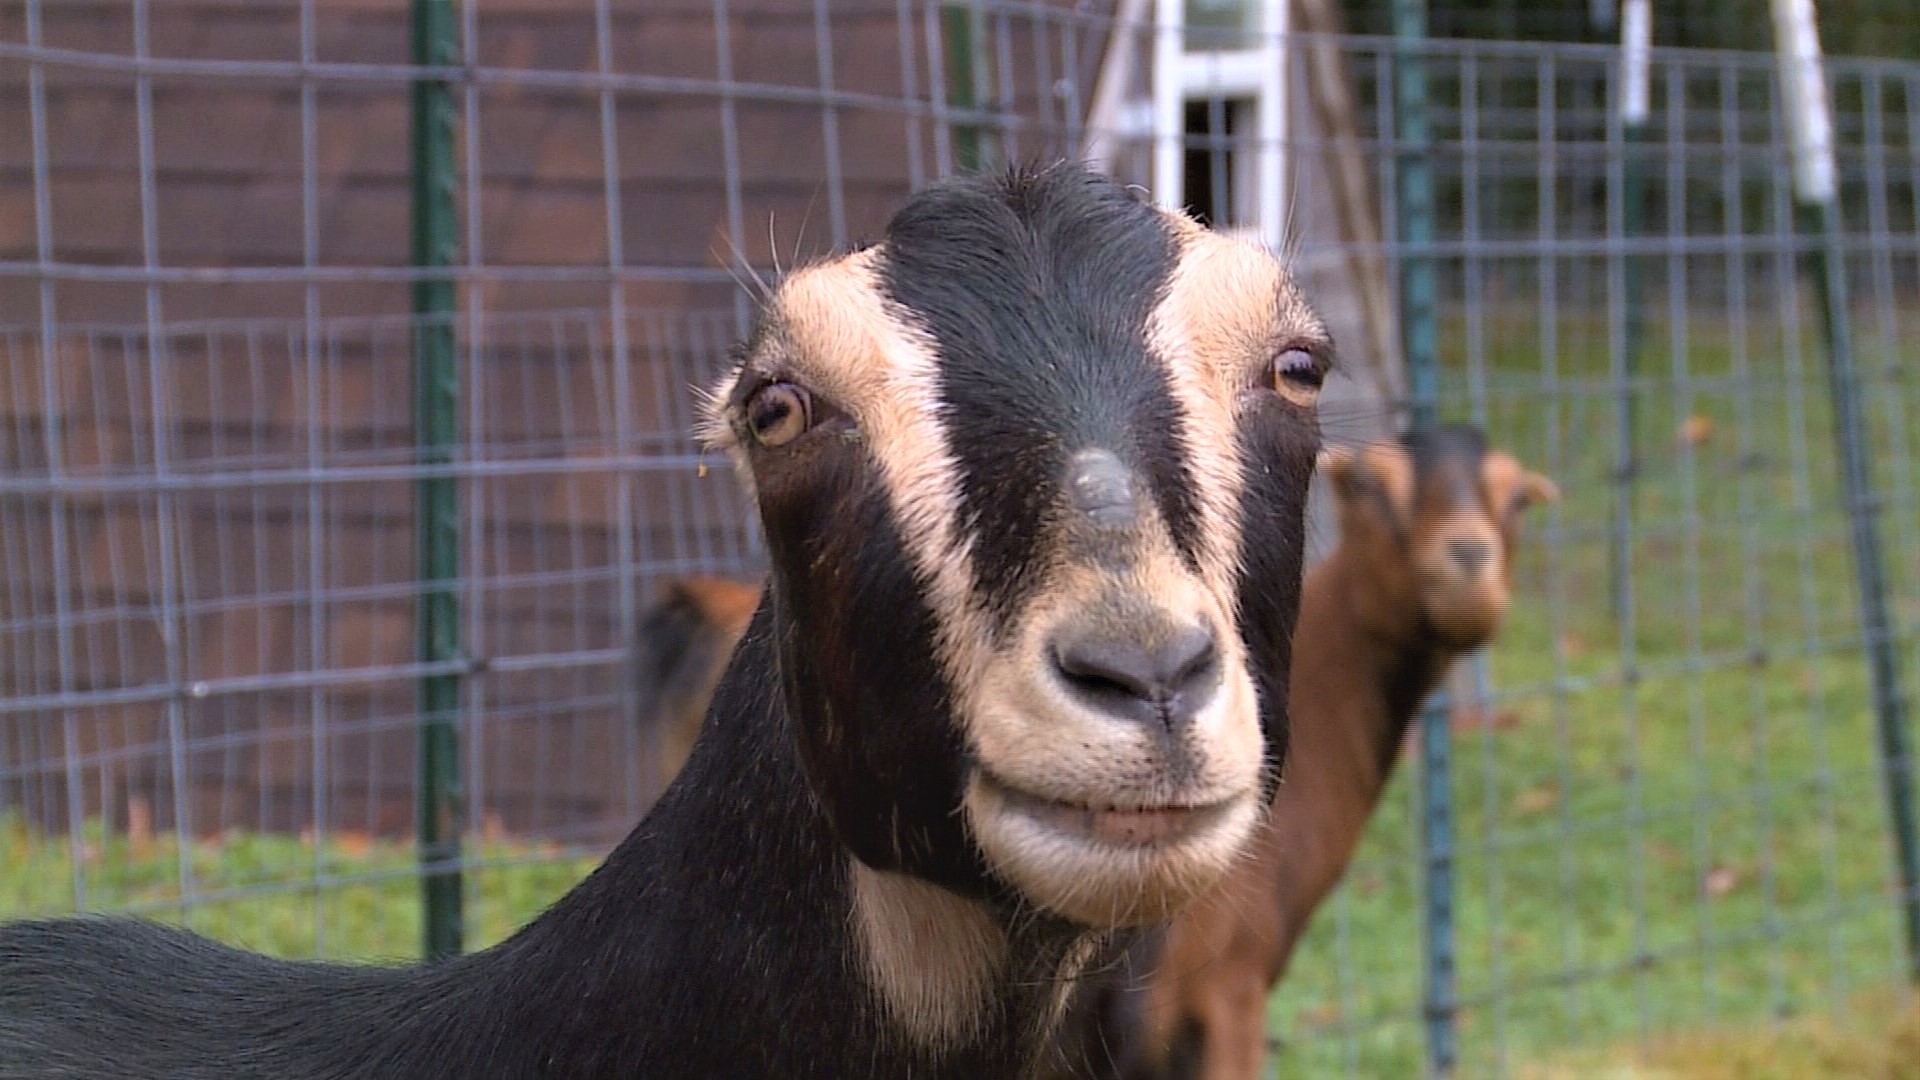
(975, 772, 1237, 848)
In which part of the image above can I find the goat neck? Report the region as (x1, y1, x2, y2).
(1294, 542, 1460, 787)
(484, 606, 1109, 1078)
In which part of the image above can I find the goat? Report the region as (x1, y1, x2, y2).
(1046, 425, 1558, 1080)
(0, 162, 1334, 1080)
(631, 574, 761, 801)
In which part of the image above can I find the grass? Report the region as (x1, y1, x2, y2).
(0, 815, 598, 962)
(1519, 988, 1920, 1079)
(6, 301, 1920, 1076)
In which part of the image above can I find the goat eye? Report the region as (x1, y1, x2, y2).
(1269, 348, 1325, 406)
(745, 382, 812, 448)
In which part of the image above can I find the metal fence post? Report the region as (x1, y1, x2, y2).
(1395, 8, 1438, 433)
(941, 2, 983, 172)
(1772, 0, 1920, 982)
(411, 0, 464, 962)
(1393, 0, 1456, 1072)
(1611, 0, 1652, 627)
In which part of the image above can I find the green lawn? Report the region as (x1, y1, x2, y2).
(1520, 988, 1920, 1079)
(5, 302, 1920, 1077)
(0, 814, 598, 961)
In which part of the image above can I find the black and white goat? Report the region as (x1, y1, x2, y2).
(0, 163, 1332, 1079)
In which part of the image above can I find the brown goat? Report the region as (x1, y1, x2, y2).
(631, 575, 762, 799)
(1046, 425, 1557, 1080)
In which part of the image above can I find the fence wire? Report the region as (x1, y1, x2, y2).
(2, 3, 1920, 1077)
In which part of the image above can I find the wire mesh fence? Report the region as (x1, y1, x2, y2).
(3, 2, 1920, 1077)
(1273, 35, 1920, 1079)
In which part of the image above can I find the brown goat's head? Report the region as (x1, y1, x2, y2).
(1319, 425, 1556, 650)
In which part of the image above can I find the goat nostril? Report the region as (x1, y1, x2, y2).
(1053, 641, 1153, 701)
(1447, 538, 1493, 575)
(1050, 624, 1220, 725)
(1160, 624, 1219, 692)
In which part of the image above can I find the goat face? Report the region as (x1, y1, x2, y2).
(701, 164, 1327, 930)
(1320, 426, 1558, 650)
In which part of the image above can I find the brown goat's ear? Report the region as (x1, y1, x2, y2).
(1512, 470, 1560, 513)
(1316, 445, 1357, 492)
(1485, 451, 1559, 517)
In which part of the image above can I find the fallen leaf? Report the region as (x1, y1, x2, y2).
(1299, 1003, 1344, 1029)
(1705, 865, 1741, 898)
(482, 810, 510, 845)
(1679, 415, 1715, 448)
(1513, 786, 1558, 815)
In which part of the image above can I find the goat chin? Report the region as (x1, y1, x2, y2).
(966, 775, 1265, 929)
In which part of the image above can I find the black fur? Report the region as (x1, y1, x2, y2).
(0, 618, 1069, 1078)
(754, 437, 992, 900)
(1232, 391, 1320, 805)
(1044, 934, 1166, 1080)
(880, 166, 1205, 632)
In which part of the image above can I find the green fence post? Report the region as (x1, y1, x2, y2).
(1393, 0, 1455, 1072)
(411, 0, 463, 962)
(1799, 162, 1920, 985)
(1800, 160, 1920, 988)
(1395, 0, 1438, 433)
(1611, 0, 1652, 628)
(1773, 0, 1920, 982)
(941, 3, 983, 172)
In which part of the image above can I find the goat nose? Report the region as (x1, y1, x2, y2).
(1447, 538, 1493, 576)
(1050, 623, 1220, 729)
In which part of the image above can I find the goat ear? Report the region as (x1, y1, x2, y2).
(1512, 470, 1560, 512)
(1316, 446, 1355, 490)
